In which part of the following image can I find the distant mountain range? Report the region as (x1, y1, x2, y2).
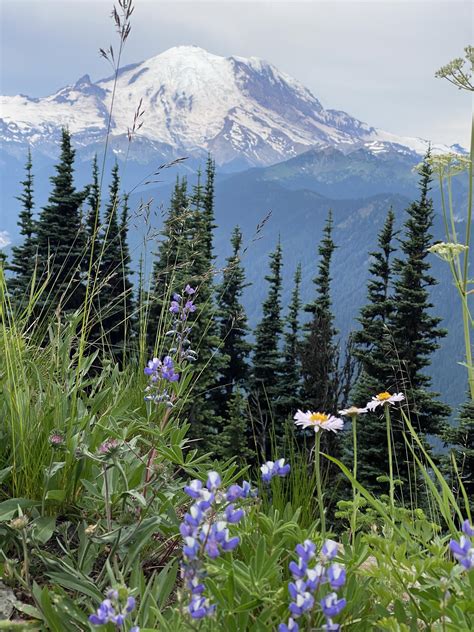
(0, 45, 461, 168)
(0, 45, 469, 409)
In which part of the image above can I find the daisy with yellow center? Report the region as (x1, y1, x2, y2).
(293, 410, 344, 433)
(339, 406, 367, 417)
(366, 391, 404, 411)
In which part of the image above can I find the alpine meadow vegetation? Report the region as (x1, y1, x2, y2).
(0, 3, 473, 630)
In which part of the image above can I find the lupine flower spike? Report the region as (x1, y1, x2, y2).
(180, 471, 254, 619)
(279, 539, 346, 632)
(89, 587, 138, 630)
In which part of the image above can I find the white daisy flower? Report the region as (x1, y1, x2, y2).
(293, 410, 344, 433)
(366, 392, 405, 411)
(339, 406, 367, 417)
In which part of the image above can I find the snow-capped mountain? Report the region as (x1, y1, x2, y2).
(0, 46, 457, 167)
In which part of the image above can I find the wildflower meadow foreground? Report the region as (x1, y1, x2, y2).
(0, 2, 473, 629)
(0, 284, 473, 631)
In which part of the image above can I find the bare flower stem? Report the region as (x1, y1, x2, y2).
(384, 405, 395, 510)
(314, 432, 326, 537)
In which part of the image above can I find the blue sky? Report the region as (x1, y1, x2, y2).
(1, 0, 472, 146)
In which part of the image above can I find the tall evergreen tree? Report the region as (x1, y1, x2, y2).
(185, 165, 226, 450)
(83, 154, 102, 346)
(118, 192, 134, 355)
(213, 226, 252, 453)
(36, 129, 87, 313)
(8, 149, 38, 301)
(301, 210, 339, 414)
(278, 263, 302, 418)
(148, 176, 192, 350)
(215, 226, 252, 402)
(203, 155, 217, 264)
(98, 163, 133, 360)
(216, 388, 255, 463)
(252, 238, 284, 452)
(85, 154, 101, 246)
(346, 209, 400, 492)
(389, 154, 450, 436)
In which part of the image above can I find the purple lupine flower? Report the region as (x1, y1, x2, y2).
(289, 557, 307, 579)
(206, 471, 221, 491)
(295, 540, 316, 563)
(144, 357, 161, 377)
(173, 293, 182, 302)
(321, 539, 339, 561)
(184, 479, 203, 499)
(226, 484, 245, 501)
(289, 591, 314, 617)
(327, 564, 346, 589)
(260, 458, 290, 483)
(183, 536, 200, 560)
(320, 593, 346, 618)
(185, 284, 196, 295)
(89, 588, 137, 628)
(449, 535, 474, 570)
(462, 519, 474, 537)
(169, 300, 180, 314)
(279, 618, 299, 632)
(161, 355, 179, 382)
(188, 595, 215, 619)
(89, 599, 114, 625)
(306, 563, 326, 590)
(225, 504, 244, 523)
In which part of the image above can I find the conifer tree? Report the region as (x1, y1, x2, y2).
(203, 155, 217, 264)
(216, 388, 255, 463)
(8, 149, 38, 302)
(301, 211, 338, 414)
(148, 176, 192, 349)
(278, 263, 302, 418)
(389, 155, 450, 436)
(215, 226, 252, 403)
(83, 154, 102, 346)
(185, 165, 226, 450)
(252, 238, 284, 452)
(444, 397, 474, 510)
(346, 209, 400, 491)
(36, 128, 87, 313)
(86, 154, 101, 246)
(118, 192, 134, 355)
(98, 163, 133, 360)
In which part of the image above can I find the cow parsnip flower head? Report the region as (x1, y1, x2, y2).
(294, 410, 344, 433)
(415, 153, 471, 178)
(366, 392, 405, 411)
(428, 242, 468, 262)
(435, 46, 474, 92)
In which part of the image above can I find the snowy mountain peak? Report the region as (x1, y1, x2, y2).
(0, 45, 458, 166)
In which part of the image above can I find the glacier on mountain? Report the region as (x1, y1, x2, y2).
(0, 45, 458, 166)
